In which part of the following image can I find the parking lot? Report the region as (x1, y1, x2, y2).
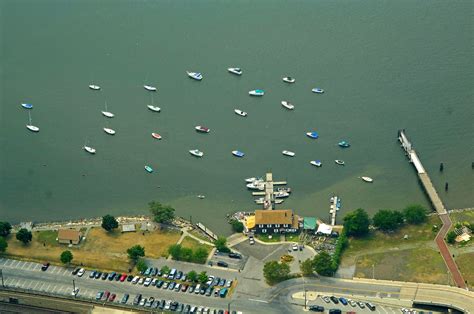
(208, 251, 247, 271)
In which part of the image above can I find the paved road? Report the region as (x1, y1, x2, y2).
(436, 213, 466, 289)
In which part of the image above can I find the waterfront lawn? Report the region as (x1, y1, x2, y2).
(455, 252, 474, 289)
(355, 248, 448, 284)
(180, 236, 212, 252)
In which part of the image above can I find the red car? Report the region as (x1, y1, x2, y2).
(103, 291, 110, 300)
(119, 273, 127, 282)
(108, 293, 116, 302)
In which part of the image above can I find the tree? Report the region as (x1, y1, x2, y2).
(343, 208, 370, 237)
(198, 271, 208, 284)
(168, 244, 182, 260)
(101, 215, 119, 232)
(373, 209, 404, 231)
(60, 250, 73, 264)
(16, 228, 32, 244)
(180, 247, 193, 262)
(0, 222, 12, 237)
(403, 205, 427, 225)
(300, 258, 314, 276)
(313, 251, 335, 276)
(214, 237, 230, 253)
(263, 261, 290, 285)
(127, 245, 145, 261)
(446, 230, 457, 244)
(160, 265, 170, 275)
(230, 220, 244, 233)
(187, 270, 198, 282)
(149, 201, 175, 224)
(136, 259, 148, 273)
(0, 237, 8, 253)
(193, 247, 209, 264)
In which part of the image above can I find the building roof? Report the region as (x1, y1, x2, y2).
(303, 217, 317, 230)
(317, 223, 333, 235)
(255, 209, 294, 225)
(58, 229, 81, 241)
(122, 223, 136, 232)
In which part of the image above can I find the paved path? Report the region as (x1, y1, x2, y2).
(435, 214, 466, 289)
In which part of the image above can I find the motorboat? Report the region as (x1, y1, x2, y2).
(282, 77, 296, 83)
(147, 105, 161, 112)
(145, 165, 153, 173)
(335, 159, 345, 165)
(277, 187, 292, 194)
(26, 112, 39, 132)
(101, 102, 114, 118)
(282, 150, 295, 157)
(84, 145, 96, 154)
(306, 131, 319, 139)
(228, 67, 242, 75)
(281, 101, 294, 110)
(361, 176, 374, 183)
(21, 103, 33, 109)
(310, 160, 322, 167)
(152, 133, 162, 140)
(103, 127, 116, 135)
(187, 71, 203, 81)
(275, 199, 285, 204)
(234, 109, 247, 117)
(144, 85, 157, 91)
(274, 191, 290, 198)
(245, 177, 259, 183)
(338, 140, 350, 148)
(246, 182, 264, 190)
(89, 85, 100, 90)
(195, 125, 210, 133)
(189, 149, 204, 157)
(255, 198, 265, 204)
(312, 88, 324, 94)
(232, 150, 245, 158)
(249, 89, 265, 96)
(197, 195, 206, 199)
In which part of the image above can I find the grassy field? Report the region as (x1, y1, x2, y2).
(456, 252, 474, 289)
(450, 210, 474, 225)
(355, 248, 449, 284)
(180, 236, 212, 252)
(4, 228, 181, 272)
(256, 234, 282, 243)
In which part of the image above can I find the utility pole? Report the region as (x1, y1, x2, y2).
(72, 279, 76, 297)
(0, 269, 4, 287)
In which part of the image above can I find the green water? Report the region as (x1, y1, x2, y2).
(1, 0, 473, 235)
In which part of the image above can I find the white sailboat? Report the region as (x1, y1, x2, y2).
(361, 176, 374, 183)
(83, 140, 96, 154)
(147, 95, 161, 112)
(101, 102, 114, 118)
(103, 127, 116, 135)
(89, 84, 100, 90)
(281, 101, 294, 110)
(26, 112, 39, 132)
(234, 109, 247, 117)
(189, 149, 204, 157)
(282, 150, 295, 157)
(144, 85, 157, 92)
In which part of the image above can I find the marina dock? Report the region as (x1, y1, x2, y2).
(329, 196, 340, 226)
(195, 222, 218, 241)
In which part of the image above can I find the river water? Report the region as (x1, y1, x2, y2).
(1, 0, 473, 234)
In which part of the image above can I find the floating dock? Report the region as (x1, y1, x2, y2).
(329, 196, 340, 226)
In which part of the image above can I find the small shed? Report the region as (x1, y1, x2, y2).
(303, 217, 317, 230)
(58, 229, 82, 245)
(122, 224, 136, 233)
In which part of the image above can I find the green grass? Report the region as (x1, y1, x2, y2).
(456, 252, 474, 289)
(181, 236, 212, 252)
(256, 234, 282, 243)
(285, 234, 300, 242)
(36, 230, 58, 246)
(450, 211, 474, 226)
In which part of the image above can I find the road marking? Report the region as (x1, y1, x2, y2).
(248, 298, 269, 303)
(33, 281, 40, 290)
(38, 282, 46, 291)
(44, 283, 51, 291)
(11, 260, 20, 268)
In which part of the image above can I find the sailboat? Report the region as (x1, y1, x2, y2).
(26, 112, 39, 132)
(83, 140, 96, 154)
(147, 95, 161, 112)
(101, 102, 114, 118)
(144, 85, 157, 92)
(89, 84, 101, 90)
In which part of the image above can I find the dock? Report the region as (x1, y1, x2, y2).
(329, 196, 341, 226)
(195, 222, 218, 241)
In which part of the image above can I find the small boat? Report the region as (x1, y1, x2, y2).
(245, 177, 259, 183)
(83, 145, 96, 154)
(275, 199, 285, 204)
(361, 176, 374, 183)
(26, 112, 39, 132)
(306, 131, 319, 139)
(189, 149, 204, 157)
(101, 102, 114, 118)
(187, 71, 203, 81)
(255, 198, 265, 205)
(338, 140, 350, 148)
(281, 101, 294, 110)
(152, 133, 162, 140)
(277, 187, 292, 194)
(89, 85, 100, 90)
(312, 88, 324, 94)
(145, 165, 153, 173)
(103, 127, 116, 135)
(310, 160, 322, 167)
(197, 195, 206, 199)
(246, 183, 264, 190)
(282, 150, 295, 157)
(228, 67, 242, 75)
(282, 77, 296, 83)
(274, 191, 290, 199)
(335, 159, 345, 165)
(147, 105, 161, 112)
(195, 125, 210, 133)
(232, 150, 245, 158)
(249, 89, 265, 96)
(21, 103, 33, 109)
(234, 109, 247, 117)
(144, 85, 157, 92)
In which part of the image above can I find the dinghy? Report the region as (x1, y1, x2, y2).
(195, 125, 210, 133)
(306, 131, 319, 139)
(282, 150, 295, 157)
(101, 102, 114, 118)
(335, 159, 345, 165)
(312, 88, 324, 94)
(144, 85, 157, 91)
(152, 133, 162, 140)
(228, 67, 242, 75)
(338, 140, 350, 148)
(26, 112, 39, 132)
(281, 101, 294, 110)
(283, 77, 296, 83)
(361, 176, 373, 183)
(189, 149, 204, 157)
(147, 105, 161, 112)
(84, 145, 96, 154)
(310, 160, 322, 167)
(232, 150, 245, 158)
(187, 71, 203, 81)
(234, 109, 247, 117)
(145, 165, 153, 173)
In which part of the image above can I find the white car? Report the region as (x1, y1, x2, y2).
(138, 277, 145, 285)
(292, 244, 298, 251)
(144, 277, 152, 286)
(77, 268, 85, 277)
(165, 300, 171, 310)
(226, 280, 233, 288)
(131, 276, 140, 284)
(206, 276, 214, 286)
(349, 299, 357, 307)
(322, 296, 331, 303)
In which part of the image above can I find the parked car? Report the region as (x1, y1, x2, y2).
(219, 288, 228, 298)
(132, 294, 142, 306)
(95, 291, 104, 300)
(94, 271, 102, 279)
(188, 285, 195, 293)
(152, 300, 160, 309)
(330, 296, 339, 304)
(41, 262, 50, 271)
(103, 291, 110, 300)
(165, 300, 172, 310)
(217, 261, 228, 268)
(114, 274, 121, 281)
(218, 279, 226, 286)
(89, 270, 96, 278)
(205, 287, 214, 296)
(101, 272, 108, 280)
(150, 267, 158, 276)
(226, 280, 233, 288)
(206, 276, 215, 286)
(138, 277, 145, 285)
(175, 283, 181, 291)
(184, 305, 191, 313)
(71, 288, 79, 296)
(366, 302, 376, 311)
(249, 238, 255, 245)
(119, 273, 127, 282)
(131, 276, 140, 284)
(292, 244, 298, 251)
(144, 267, 152, 276)
(348, 299, 357, 307)
(162, 281, 169, 289)
(169, 281, 176, 290)
(181, 284, 188, 292)
(107, 272, 116, 281)
(139, 298, 146, 306)
(77, 268, 85, 277)
(358, 301, 366, 308)
(176, 271, 183, 280)
(170, 301, 179, 311)
(329, 310, 342, 314)
(144, 277, 152, 286)
(309, 305, 325, 312)
(71, 268, 80, 275)
(146, 297, 154, 307)
(156, 280, 164, 288)
(228, 252, 242, 259)
(120, 294, 129, 304)
(108, 293, 116, 302)
(151, 278, 158, 286)
(339, 297, 348, 305)
(322, 296, 331, 303)
(159, 299, 166, 309)
(200, 286, 206, 295)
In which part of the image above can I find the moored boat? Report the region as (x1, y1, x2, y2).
(189, 149, 204, 157)
(255, 198, 265, 204)
(335, 159, 345, 165)
(101, 102, 114, 118)
(282, 150, 295, 157)
(83, 145, 96, 154)
(277, 187, 292, 194)
(144, 85, 157, 92)
(228, 67, 242, 75)
(245, 177, 258, 183)
(232, 150, 245, 158)
(361, 176, 373, 183)
(26, 112, 39, 132)
(234, 109, 247, 117)
(147, 105, 161, 112)
(246, 182, 264, 190)
(21, 103, 33, 109)
(89, 84, 100, 90)
(145, 165, 153, 173)
(187, 71, 203, 81)
(249, 89, 265, 96)
(338, 140, 350, 148)
(195, 125, 210, 133)
(152, 133, 162, 140)
(274, 191, 290, 198)
(312, 88, 324, 94)
(282, 76, 296, 83)
(197, 195, 206, 199)
(306, 131, 319, 139)
(275, 199, 285, 204)
(310, 160, 322, 167)
(103, 127, 116, 135)
(281, 101, 294, 110)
